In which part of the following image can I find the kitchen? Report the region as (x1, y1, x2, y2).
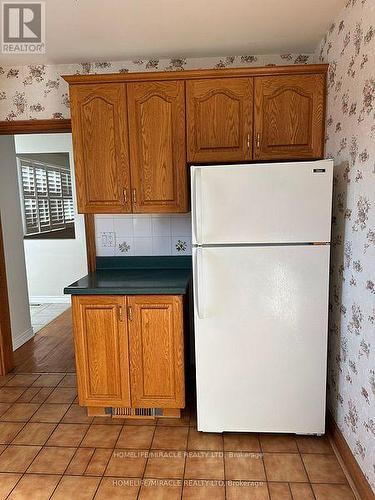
(0, 0, 373, 499)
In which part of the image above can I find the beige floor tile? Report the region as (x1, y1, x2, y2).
(312, 483, 356, 499)
(32, 374, 65, 387)
(182, 482, 225, 499)
(58, 374, 77, 388)
(30, 387, 54, 404)
(46, 387, 77, 404)
(152, 426, 189, 450)
(0, 388, 26, 403)
(268, 482, 292, 499)
(0, 445, 41, 473)
(85, 448, 112, 476)
(185, 454, 224, 480)
(263, 453, 307, 482)
(302, 453, 347, 483)
(188, 429, 223, 451)
(226, 480, 270, 500)
(0, 422, 25, 444)
(0, 473, 22, 498)
(46, 423, 89, 447)
(6, 374, 40, 387)
(260, 434, 298, 453)
(224, 433, 261, 452)
(16, 387, 41, 403)
(116, 425, 155, 449)
(104, 449, 147, 477)
(225, 452, 266, 481)
(95, 477, 140, 499)
(0, 375, 15, 387)
(0, 403, 40, 422)
(8, 473, 61, 500)
(0, 403, 12, 417)
(296, 436, 333, 454)
(81, 424, 122, 448)
(62, 404, 93, 424)
(144, 449, 185, 479)
(12, 422, 56, 445)
(65, 447, 95, 475)
(31, 403, 70, 423)
(138, 480, 182, 500)
(28, 446, 76, 474)
(51, 475, 100, 500)
(289, 482, 315, 499)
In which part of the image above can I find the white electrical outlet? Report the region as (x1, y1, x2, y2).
(101, 232, 116, 247)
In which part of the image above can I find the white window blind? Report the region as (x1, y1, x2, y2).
(18, 158, 75, 236)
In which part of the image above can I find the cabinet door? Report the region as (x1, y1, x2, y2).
(69, 83, 131, 213)
(127, 81, 188, 213)
(254, 74, 325, 160)
(186, 78, 253, 162)
(72, 295, 131, 407)
(127, 295, 185, 408)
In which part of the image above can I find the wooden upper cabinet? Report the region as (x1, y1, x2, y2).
(69, 83, 131, 213)
(127, 295, 185, 408)
(186, 78, 253, 163)
(253, 74, 325, 160)
(127, 81, 188, 213)
(72, 295, 131, 407)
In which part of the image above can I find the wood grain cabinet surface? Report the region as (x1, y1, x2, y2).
(127, 295, 185, 408)
(127, 81, 188, 213)
(66, 65, 327, 213)
(253, 74, 325, 160)
(72, 295, 131, 407)
(69, 83, 131, 213)
(186, 77, 253, 163)
(72, 295, 185, 410)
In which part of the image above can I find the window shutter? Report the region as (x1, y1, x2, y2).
(18, 159, 75, 236)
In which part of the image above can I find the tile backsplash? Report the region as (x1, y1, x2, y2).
(95, 214, 192, 257)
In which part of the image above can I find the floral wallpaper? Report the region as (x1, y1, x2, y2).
(318, 0, 375, 491)
(0, 53, 315, 121)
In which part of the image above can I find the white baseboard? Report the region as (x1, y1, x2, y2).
(12, 326, 34, 350)
(30, 296, 71, 304)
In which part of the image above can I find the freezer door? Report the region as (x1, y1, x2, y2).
(193, 244, 330, 433)
(191, 160, 333, 245)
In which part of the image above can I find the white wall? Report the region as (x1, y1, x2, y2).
(15, 133, 87, 303)
(0, 136, 33, 349)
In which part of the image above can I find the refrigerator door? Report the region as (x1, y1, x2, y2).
(193, 244, 330, 433)
(191, 160, 333, 245)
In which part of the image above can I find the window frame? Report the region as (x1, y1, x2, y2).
(17, 157, 75, 238)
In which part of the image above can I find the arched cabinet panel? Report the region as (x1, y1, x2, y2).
(254, 74, 325, 160)
(127, 81, 188, 213)
(69, 84, 131, 213)
(186, 78, 253, 162)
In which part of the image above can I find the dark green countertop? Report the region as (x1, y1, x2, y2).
(64, 256, 192, 295)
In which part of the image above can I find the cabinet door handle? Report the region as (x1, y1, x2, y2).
(127, 306, 133, 321)
(123, 188, 128, 204)
(132, 189, 137, 204)
(118, 306, 124, 322)
(256, 132, 261, 148)
(246, 133, 250, 149)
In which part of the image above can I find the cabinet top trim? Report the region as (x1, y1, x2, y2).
(62, 63, 328, 85)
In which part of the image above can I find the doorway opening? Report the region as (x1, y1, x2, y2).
(0, 130, 91, 374)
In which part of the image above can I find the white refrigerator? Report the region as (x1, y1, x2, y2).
(191, 160, 333, 434)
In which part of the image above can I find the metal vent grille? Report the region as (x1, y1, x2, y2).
(111, 407, 158, 418)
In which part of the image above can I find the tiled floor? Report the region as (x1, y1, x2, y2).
(30, 303, 71, 334)
(0, 372, 358, 499)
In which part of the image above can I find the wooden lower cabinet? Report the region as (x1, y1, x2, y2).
(127, 295, 185, 408)
(72, 294, 185, 413)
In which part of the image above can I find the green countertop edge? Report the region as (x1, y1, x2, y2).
(96, 256, 192, 270)
(64, 256, 192, 295)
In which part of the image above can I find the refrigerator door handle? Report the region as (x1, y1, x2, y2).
(192, 167, 202, 245)
(194, 247, 204, 319)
